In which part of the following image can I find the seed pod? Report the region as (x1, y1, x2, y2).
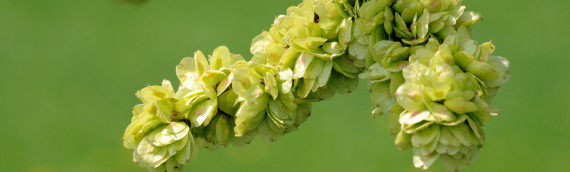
(251, 0, 361, 100)
(388, 29, 509, 170)
(133, 122, 196, 171)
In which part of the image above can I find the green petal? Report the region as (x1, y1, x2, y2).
(304, 58, 325, 79)
(466, 61, 499, 80)
(199, 70, 227, 100)
(210, 46, 229, 70)
(165, 158, 184, 172)
(153, 122, 189, 146)
(216, 73, 233, 96)
(348, 36, 368, 61)
(322, 42, 344, 55)
(395, 82, 425, 112)
(413, 151, 439, 170)
(294, 103, 312, 125)
(448, 123, 476, 147)
(296, 78, 316, 98)
(426, 102, 455, 122)
(333, 55, 360, 77)
(328, 71, 359, 95)
(440, 154, 469, 172)
(400, 110, 430, 126)
(278, 69, 294, 94)
(315, 61, 334, 89)
(483, 56, 510, 88)
(293, 53, 314, 79)
(264, 72, 279, 100)
(189, 99, 218, 127)
(411, 124, 439, 147)
(136, 86, 172, 104)
(444, 97, 478, 114)
(155, 99, 175, 123)
(338, 18, 353, 49)
(194, 50, 209, 76)
(176, 57, 197, 83)
(456, 11, 481, 28)
(395, 130, 412, 151)
(258, 118, 283, 143)
(234, 95, 269, 136)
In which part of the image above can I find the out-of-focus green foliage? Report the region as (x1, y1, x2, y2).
(118, 0, 147, 5)
(1, 0, 569, 171)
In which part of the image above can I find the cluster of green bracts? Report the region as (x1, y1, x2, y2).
(391, 30, 509, 171)
(354, 0, 509, 171)
(122, 0, 509, 171)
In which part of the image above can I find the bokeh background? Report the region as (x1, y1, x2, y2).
(1, 0, 569, 171)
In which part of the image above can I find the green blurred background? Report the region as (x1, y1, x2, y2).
(1, 0, 568, 171)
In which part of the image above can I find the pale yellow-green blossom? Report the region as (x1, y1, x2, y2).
(123, 1, 509, 171)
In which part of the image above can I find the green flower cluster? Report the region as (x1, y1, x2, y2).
(352, 0, 509, 170)
(355, 0, 483, 117)
(123, 80, 197, 171)
(123, 45, 316, 171)
(123, 0, 509, 171)
(391, 28, 509, 171)
(251, 0, 360, 100)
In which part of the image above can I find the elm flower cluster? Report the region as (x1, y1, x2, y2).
(122, 0, 509, 171)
